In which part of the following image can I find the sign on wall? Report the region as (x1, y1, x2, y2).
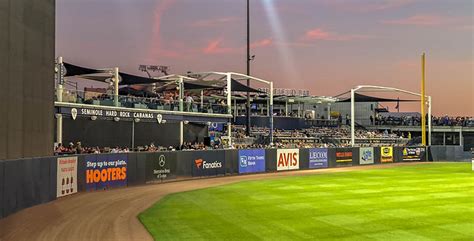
(277, 149, 299, 171)
(57, 156, 78, 197)
(145, 152, 178, 183)
(192, 152, 226, 177)
(380, 147, 393, 163)
(238, 149, 266, 174)
(402, 147, 426, 161)
(336, 150, 353, 163)
(308, 148, 328, 169)
(85, 154, 128, 191)
(359, 147, 374, 165)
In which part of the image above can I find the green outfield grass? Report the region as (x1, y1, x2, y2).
(139, 163, 474, 241)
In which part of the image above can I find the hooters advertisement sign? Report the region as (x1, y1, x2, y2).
(277, 149, 299, 171)
(85, 154, 127, 191)
(57, 156, 78, 198)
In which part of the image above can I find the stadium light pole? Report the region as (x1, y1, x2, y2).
(246, 0, 251, 137)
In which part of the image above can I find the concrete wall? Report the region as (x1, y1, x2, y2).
(0, 0, 55, 159)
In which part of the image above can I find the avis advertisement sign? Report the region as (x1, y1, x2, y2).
(309, 148, 328, 169)
(359, 147, 374, 165)
(192, 152, 226, 177)
(238, 149, 266, 174)
(402, 147, 426, 161)
(380, 147, 393, 163)
(57, 156, 78, 197)
(85, 154, 127, 191)
(277, 149, 299, 171)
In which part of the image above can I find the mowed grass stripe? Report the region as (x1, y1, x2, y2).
(139, 163, 474, 240)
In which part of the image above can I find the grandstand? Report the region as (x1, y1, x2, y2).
(53, 58, 474, 154)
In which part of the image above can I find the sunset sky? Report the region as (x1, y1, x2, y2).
(56, 0, 473, 116)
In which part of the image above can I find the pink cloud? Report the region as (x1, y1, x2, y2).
(190, 17, 240, 28)
(250, 38, 273, 48)
(302, 28, 373, 41)
(382, 15, 461, 26)
(325, 0, 415, 13)
(149, 0, 178, 59)
(203, 38, 273, 55)
(202, 38, 236, 54)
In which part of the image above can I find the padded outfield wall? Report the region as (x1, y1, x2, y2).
(1, 146, 450, 219)
(0, 0, 55, 159)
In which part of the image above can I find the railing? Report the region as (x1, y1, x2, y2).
(56, 88, 229, 115)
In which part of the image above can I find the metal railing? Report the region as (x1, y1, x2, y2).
(55, 88, 229, 114)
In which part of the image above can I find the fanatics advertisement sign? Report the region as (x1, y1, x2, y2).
(308, 148, 328, 169)
(277, 149, 299, 171)
(380, 147, 393, 163)
(359, 147, 374, 165)
(191, 151, 226, 177)
(238, 149, 266, 174)
(85, 154, 128, 191)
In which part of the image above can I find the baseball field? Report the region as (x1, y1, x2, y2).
(139, 163, 474, 240)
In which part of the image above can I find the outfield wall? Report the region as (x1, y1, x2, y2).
(1, 146, 469, 219)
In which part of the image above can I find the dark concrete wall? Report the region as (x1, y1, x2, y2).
(0, 0, 55, 159)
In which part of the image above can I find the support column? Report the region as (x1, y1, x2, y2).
(327, 103, 331, 120)
(180, 121, 184, 146)
(428, 96, 432, 146)
(351, 89, 355, 146)
(285, 100, 288, 117)
(131, 120, 135, 150)
(269, 82, 274, 145)
(226, 73, 232, 147)
(114, 67, 119, 107)
(200, 90, 204, 111)
(443, 132, 446, 145)
(179, 77, 184, 111)
(56, 56, 64, 102)
(56, 114, 63, 144)
(459, 129, 463, 146)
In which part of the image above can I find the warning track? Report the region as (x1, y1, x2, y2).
(0, 163, 424, 241)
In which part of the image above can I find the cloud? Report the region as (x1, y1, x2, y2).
(302, 28, 373, 41)
(324, 0, 416, 13)
(203, 38, 273, 55)
(382, 14, 463, 26)
(190, 17, 240, 28)
(149, 0, 178, 59)
(250, 38, 273, 48)
(202, 38, 236, 54)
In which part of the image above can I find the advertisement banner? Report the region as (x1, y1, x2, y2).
(146, 152, 177, 182)
(336, 148, 353, 167)
(191, 151, 226, 177)
(85, 154, 128, 191)
(57, 156, 78, 197)
(402, 147, 426, 161)
(308, 148, 328, 169)
(380, 147, 393, 163)
(277, 149, 299, 171)
(238, 149, 266, 174)
(359, 147, 374, 165)
(336, 150, 353, 163)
